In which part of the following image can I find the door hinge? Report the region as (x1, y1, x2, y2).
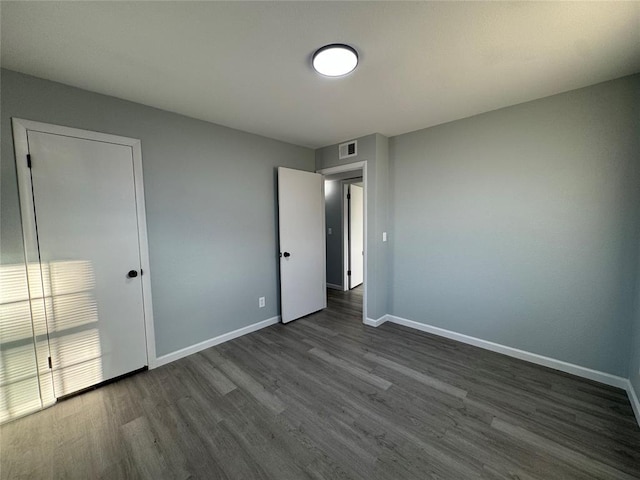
(48, 356, 52, 369)
(347, 193, 351, 200)
(27, 154, 32, 168)
(347, 270, 351, 276)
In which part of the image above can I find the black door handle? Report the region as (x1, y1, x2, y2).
(283, 252, 291, 258)
(127, 270, 138, 278)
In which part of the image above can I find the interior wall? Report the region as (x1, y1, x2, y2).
(0, 69, 315, 358)
(316, 134, 389, 321)
(389, 74, 640, 376)
(324, 180, 343, 287)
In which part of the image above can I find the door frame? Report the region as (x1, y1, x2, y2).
(317, 161, 367, 323)
(12, 118, 158, 385)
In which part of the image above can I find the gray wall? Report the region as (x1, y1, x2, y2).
(1, 69, 315, 357)
(316, 134, 390, 320)
(325, 180, 343, 287)
(389, 74, 640, 376)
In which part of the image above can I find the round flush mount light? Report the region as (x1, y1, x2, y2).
(312, 44, 358, 77)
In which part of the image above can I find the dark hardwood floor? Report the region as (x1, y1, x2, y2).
(2, 285, 639, 479)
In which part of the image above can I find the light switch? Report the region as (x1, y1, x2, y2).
(328, 227, 332, 235)
(382, 232, 387, 242)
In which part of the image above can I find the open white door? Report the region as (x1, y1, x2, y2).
(278, 167, 326, 323)
(349, 184, 364, 288)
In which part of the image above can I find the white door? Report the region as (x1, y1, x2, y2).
(278, 167, 326, 323)
(26, 130, 148, 397)
(349, 184, 364, 288)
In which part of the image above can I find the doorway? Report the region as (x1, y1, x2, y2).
(318, 162, 367, 323)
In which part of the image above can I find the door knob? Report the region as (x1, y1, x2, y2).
(127, 270, 138, 278)
(283, 252, 291, 258)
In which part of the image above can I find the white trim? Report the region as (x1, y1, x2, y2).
(13, 118, 145, 145)
(11, 118, 158, 373)
(318, 161, 367, 322)
(626, 380, 640, 427)
(385, 314, 628, 389)
(130, 138, 157, 368)
(326, 283, 343, 291)
(368, 311, 640, 425)
(154, 316, 280, 367)
(364, 315, 388, 327)
(11, 119, 55, 407)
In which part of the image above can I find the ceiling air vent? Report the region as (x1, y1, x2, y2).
(338, 140, 357, 160)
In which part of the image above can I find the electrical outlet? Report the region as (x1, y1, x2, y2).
(258, 296, 265, 308)
(328, 227, 332, 235)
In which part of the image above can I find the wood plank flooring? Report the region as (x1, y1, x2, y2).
(2, 285, 640, 479)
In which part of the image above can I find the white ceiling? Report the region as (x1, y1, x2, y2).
(2, 1, 639, 148)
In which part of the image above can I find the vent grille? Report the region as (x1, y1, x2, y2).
(338, 141, 357, 160)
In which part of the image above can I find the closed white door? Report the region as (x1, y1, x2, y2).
(278, 167, 326, 323)
(27, 130, 147, 397)
(349, 184, 364, 288)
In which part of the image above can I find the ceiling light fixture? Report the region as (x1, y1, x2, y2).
(312, 44, 358, 77)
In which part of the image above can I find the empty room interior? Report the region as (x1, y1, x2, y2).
(1, 2, 640, 479)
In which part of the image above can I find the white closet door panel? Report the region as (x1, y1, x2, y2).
(28, 131, 147, 396)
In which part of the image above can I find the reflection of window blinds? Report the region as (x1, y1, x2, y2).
(0, 264, 44, 423)
(0, 261, 102, 423)
(46, 260, 102, 398)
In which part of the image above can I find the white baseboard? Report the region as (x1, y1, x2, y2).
(626, 380, 640, 427)
(385, 314, 628, 390)
(364, 315, 389, 327)
(150, 310, 640, 426)
(154, 316, 280, 367)
(326, 283, 343, 291)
